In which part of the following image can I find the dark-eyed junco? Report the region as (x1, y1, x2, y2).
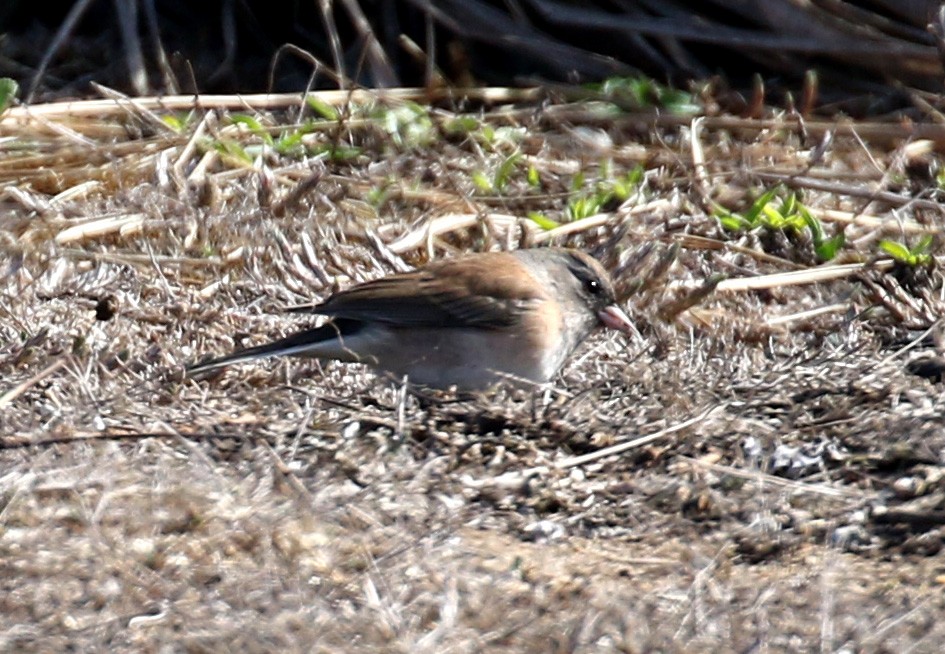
(188, 247, 633, 389)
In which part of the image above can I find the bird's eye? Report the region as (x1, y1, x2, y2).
(584, 278, 601, 295)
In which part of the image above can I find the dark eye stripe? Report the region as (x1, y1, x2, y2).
(566, 258, 600, 291)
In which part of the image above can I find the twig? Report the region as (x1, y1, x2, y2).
(754, 172, 945, 213)
(0, 357, 69, 410)
(54, 213, 148, 245)
(90, 83, 175, 133)
(26, 0, 97, 101)
(876, 318, 944, 366)
(677, 456, 868, 500)
(463, 402, 719, 489)
(764, 303, 850, 326)
(387, 213, 540, 254)
(175, 111, 214, 185)
(0, 427, 252, 450)
(555, 404, 725, 469)
(674, 234, 805, 270)
(61, 249, 225, 267)
(339, 0, 398, 87)
(689, 116, 709, 196)
(708, 260, 895, 293)
(532, 199, 673, 244)
(2, 88, 543, 127)
(810, 207, 940, 235)
(112, 0, 148, 94)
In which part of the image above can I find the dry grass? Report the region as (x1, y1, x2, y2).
(6, 1, 944, 111)
(3, 88, 945, 652)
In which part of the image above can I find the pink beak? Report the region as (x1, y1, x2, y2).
(598, 305, 634, 333)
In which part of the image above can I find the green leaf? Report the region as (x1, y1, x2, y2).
(161, 113, 187, 133)
(444, 116, 480, 135)
(306, 95, 339, 121)
(491, 126, 525, 146)
(713, 203, 748, 231)
(611, 179, 630, 201)
(230, 114, 274, 146)
(274, 130, 305, 156)
(274, 122, 320, 157)
(568, 195, 602, 221)
(815, 232, 845, 261)
(570, 171, 586, 193)
(800, 207, 824, 242)
(320, 145, 362, 161)
(211, 139, 253, 164)
(719, 214, 748, 231)
(760, 203, 785, 227)
(528, 212, 559, 230)
(471, 171, 493, 193)
(627, 77, 655, 106)
(879, 240, 913, 263)
(367, 185, 391, 207)
(380, 102, 435, 148)
(0, 78, 19, 114)
(744, 187, 780, 227)
(527, 165, 541, 188)
(494, 153, 521, 191)
(914, 234, 934, 254)
(780, 193, 797, 218)
(230, 113, 263, 131)
(660, 88, 701, 115)
(785, 213, 807, 232)
(597, 76, 697, 114)
(599, 157, 612, 180)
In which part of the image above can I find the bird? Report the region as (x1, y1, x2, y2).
(187, 247, 634, 390)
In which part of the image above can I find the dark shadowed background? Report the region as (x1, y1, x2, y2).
(2, 0, 945, 114)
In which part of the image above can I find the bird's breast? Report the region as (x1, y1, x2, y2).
(353, 313, 567, 390)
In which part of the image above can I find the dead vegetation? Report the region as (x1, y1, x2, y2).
(3, 86, 945, 651)
(5, 0, 945, 115)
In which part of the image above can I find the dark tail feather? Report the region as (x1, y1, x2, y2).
(284, 302, 321, 314)
(187, 321, 356, 376)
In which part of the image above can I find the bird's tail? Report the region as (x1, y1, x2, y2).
(186, 321, 352, 376)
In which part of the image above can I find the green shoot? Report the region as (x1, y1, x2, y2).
(161, 112, 192, 133)
(568, 194, 603, 220)
(444, 116, 481, 137)
(595, 76, 699, 114)
(471, 171, 493, 193)
(480, 126, 525, 149)
(305, 95, 340, 121)
(493, 153, 521, 191)
(366, 184, 393, 208)
(800, 206, 845, 262)
(879, 235, 935, 266)
(230, 114, 274, 146)
(0, 78, 18, 114)
(472, 153, 523, 194)
(273, 126, 309, 157)
(527, 165, 541, 188)
(567, 167, 643, 221)
(717, 188, 845, 261)
(379, 102, 435, 149)
(310, 143, 362, 161)
(528, 212, 559, 230)
(208, 139, 253, 165)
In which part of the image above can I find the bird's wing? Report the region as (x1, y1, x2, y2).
(301, 252, 544, 328)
